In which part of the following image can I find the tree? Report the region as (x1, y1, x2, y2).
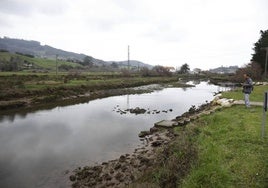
(251, 30, 268, 73)
(82, 56, 94, 67)
(178, 63, 190, 74)
(152, 65, 172, 76)
(140, 67, 151, 77)
(111, 62, 119, 68)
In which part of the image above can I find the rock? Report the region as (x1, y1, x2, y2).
(138, 156, 150, 165)
(138, 165, 147, 171)
(114, 163, 121, 170)
(151, 140, 163, 147)
(175, 115, 183, 120)
(216, 98, 234, 107)
(190, 115, 198, 121)
(97, 177, 103, 182)
(184, 118, 191, 124)
(129, 107, 147, 114)
(149, 127, 159, 133)
(86, 180, 96, 186)
(213, 94, 222, 101)
(177, 120, 185, 126)
(138, 130, 150, 137)
(102, 173, 112, 181)
(110, 169, 114, 174)
(119, 155, 126, 162)
(106, 181, 116, 187)
(121, 164, 128, 172)
(155, 120, 177, 128)
(69, 175, 76, 182)
(115, 172, 124, 181)
(93, 165, 103, 172)
(87, 170, 94, 175)
(203, 111, 211, 115)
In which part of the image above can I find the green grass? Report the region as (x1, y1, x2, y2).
(181, 105, 268, 188)
(32, 57, 82, 70)
(222, 85, 268, 102)
(0, 52, 82, 70)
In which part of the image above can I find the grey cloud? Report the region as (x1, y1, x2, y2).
(36, 0, 69, 16)
(0, 0, 33, 16)
(143, 23, 188, 43)
(112, 0, 139, 12)
(85, 17, 121, 32)
(0, 0, 68, 17)
(0, 15, 13, 28)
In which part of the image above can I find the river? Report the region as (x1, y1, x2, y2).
(0, 81, 224, 188)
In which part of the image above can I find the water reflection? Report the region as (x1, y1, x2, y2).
(0, 82, 221, 188)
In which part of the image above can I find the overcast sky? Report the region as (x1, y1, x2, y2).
(0, 0, 267, 70)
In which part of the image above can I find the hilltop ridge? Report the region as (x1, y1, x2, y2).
(0, 37, 152, 69)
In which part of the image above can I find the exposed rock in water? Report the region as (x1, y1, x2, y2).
(69, 175, 76, 182)
(138, 130, 151, 138)
(129, 107, 147, 114)
(113, 105, 173, 115)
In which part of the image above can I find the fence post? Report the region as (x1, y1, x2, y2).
(262, 91, 267, 138)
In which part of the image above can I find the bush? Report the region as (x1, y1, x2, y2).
(121, 68, 131, 77)
(140, 67, 152, 77)
(152, 66, 172, 76)
(232, 62, 263, 82)
(58, 64, 74, 71)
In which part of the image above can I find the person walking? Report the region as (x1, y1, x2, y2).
(242, 73, 253, 108)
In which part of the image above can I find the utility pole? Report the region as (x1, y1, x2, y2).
(56, 54, 58, 78)
(128, 45, 130, 71)
(264, 47, 268, 79)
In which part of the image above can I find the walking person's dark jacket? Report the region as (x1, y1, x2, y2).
(243, 78, 253, 94)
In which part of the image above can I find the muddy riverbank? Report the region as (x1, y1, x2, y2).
(0, 78, 193, 112)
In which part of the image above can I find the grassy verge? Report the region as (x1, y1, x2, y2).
(132, 105, 267, 188)
(222, 85, 268, 102)
(182, 105, 267, 188)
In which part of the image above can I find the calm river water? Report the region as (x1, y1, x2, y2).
(0, 81, 224, 188)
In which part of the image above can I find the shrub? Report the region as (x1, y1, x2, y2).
(233, 62, 263, 82)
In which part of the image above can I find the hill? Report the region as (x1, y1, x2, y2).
(0, 37, 86, 61)
(209, 66, 238, 74)
(0, 37, 152, 69)
(0, 51, 82, 71)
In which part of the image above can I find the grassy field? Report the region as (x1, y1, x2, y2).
(0, 52, 82, 70)
(182, 85, 268, 188)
